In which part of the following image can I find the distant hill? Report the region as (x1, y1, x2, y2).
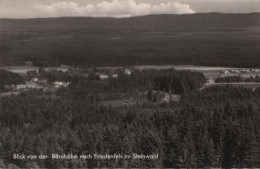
(0, 13, 260, 67)
(1, 13, 260, 28)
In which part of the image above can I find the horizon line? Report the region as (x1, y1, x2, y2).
(1, 12, 260, 20)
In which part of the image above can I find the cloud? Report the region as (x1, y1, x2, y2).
(0, 0, 195, 18)
(181, 0, 260, 13)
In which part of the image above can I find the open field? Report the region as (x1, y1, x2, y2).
(0, 81, 54, 97)
(136, 65, 235, 71)
(0, 66, 39, 76)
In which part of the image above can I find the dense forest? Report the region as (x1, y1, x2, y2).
(57, 69, 206, 101)
(40, 69, 75, 83)
(1, 13, 260, 68)
(0, 69, 259, 168)
(0, 70, 25, 92)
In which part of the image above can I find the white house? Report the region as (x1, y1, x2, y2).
(112, 74, 118, 78)
(124, 68, 131, 75)
(251, 69, 260, 72)
(230, 70, 240, 73)
(99, 74, 109, 80)
(54, 81, 70, 88)
(162, 93, 181, 103)
(240, 69, 251, 73)
(31, 78, 38, 83)
(219, 70, 230, 74)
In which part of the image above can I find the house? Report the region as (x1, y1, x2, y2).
(162, 93, 181, 103)
(53, 81, 70, 88)
(112, 74, 118, 78)
(31, 78, 38, 83)
(44, 67, 69, 73)
(242, 74, 256, 78)
(148, 90, 181, 103)
(225, 71, 230, 74)
(251, 69, 260, 72)
(219, 75, 228, 78)
(230, 70, 240, 73)
(124, 68, 131, 75)
(240, 69, 251, 73)
(43, 64, 72, 73)
(16, 84, 42, 90)
(220, 70, 230, 74)
(99, 74, 109, 80)
(94, 72, 109, 80)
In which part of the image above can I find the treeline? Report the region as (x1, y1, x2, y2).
(215, 75, 260, 83)
(0, 70, 25, 91)
(0, 85, 259, 168)
(40, 69, 75, 82)
(57, 69, 206, 102)
(0, 70, 25, 85)
(107, 69, 206, 94)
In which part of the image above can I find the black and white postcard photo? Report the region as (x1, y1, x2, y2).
(0, 0, 259, 168)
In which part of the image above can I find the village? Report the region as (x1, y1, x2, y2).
(1, 61, 260, 104)
(0, 61, 131, 96)
(219, 68, 260, 77)
(0, 61, 185, 105)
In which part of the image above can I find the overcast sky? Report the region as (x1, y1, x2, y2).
(0, 0, 260, 18)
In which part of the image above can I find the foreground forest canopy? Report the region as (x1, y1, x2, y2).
(1, 13, 260, 67)
(0, 69, 259, 168)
